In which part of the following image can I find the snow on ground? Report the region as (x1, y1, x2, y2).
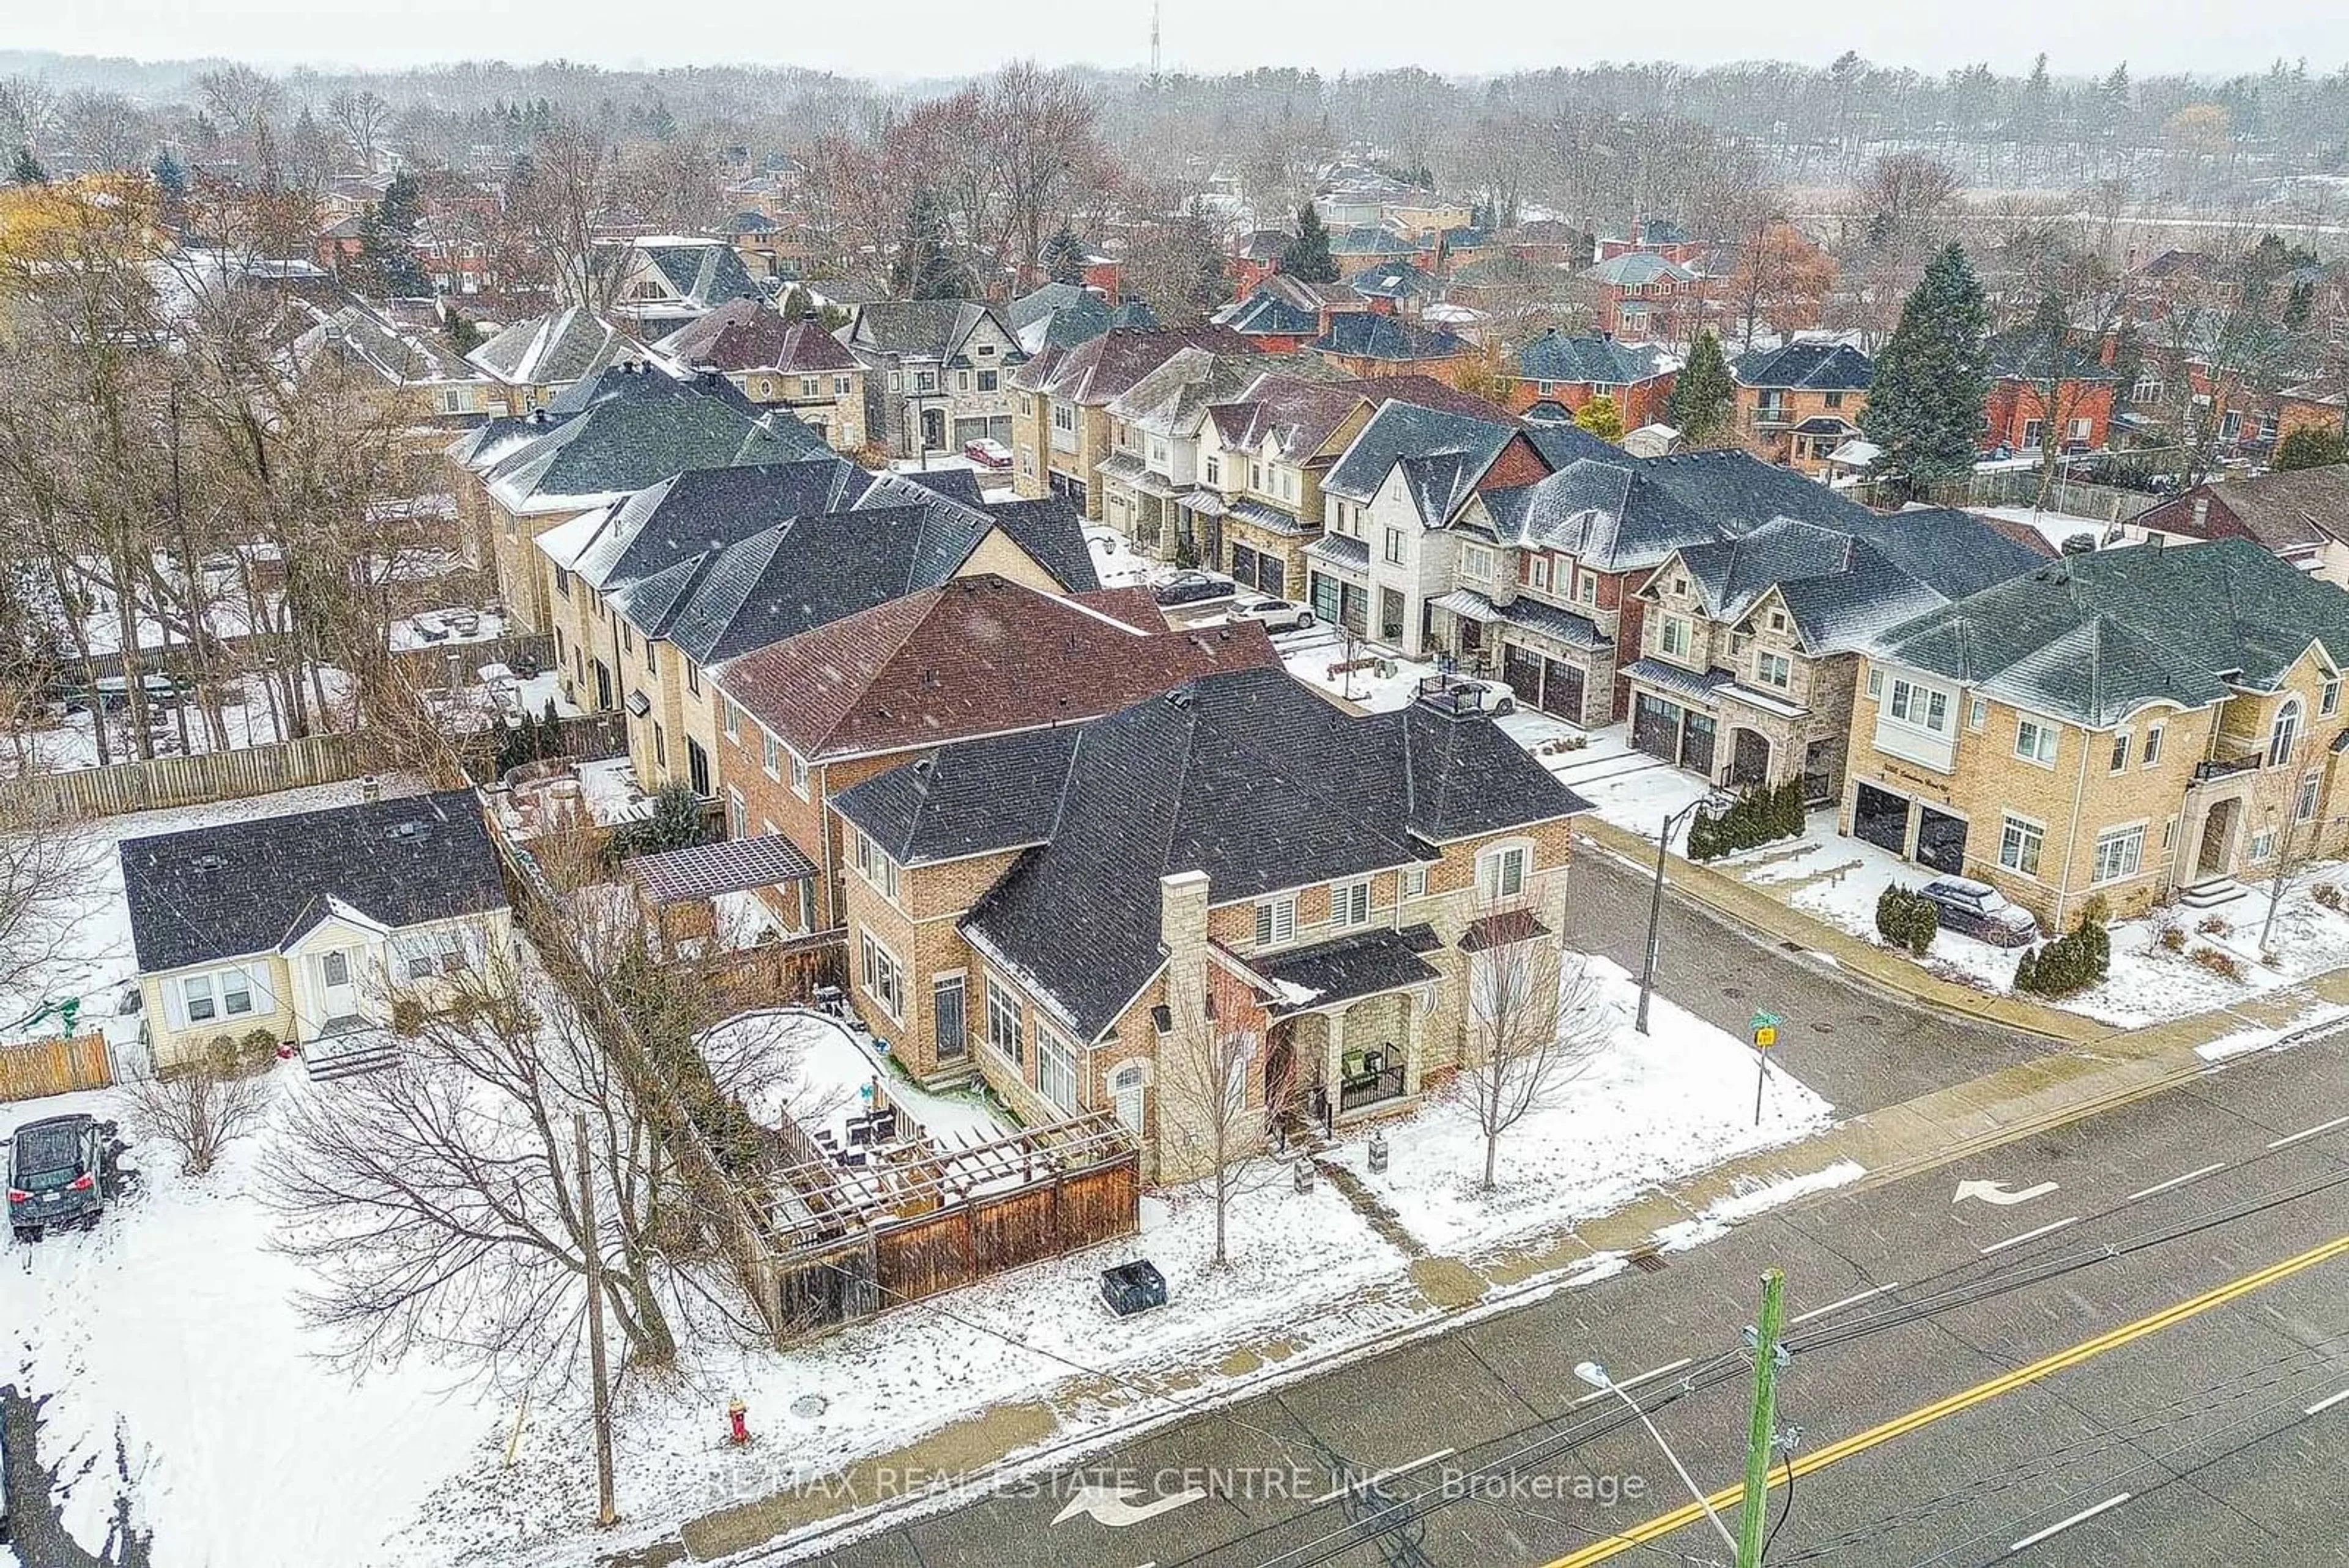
(700, 1009, 1014, 1146)
(390, 604, 508, 652)
(1083, 525, 1157, 590)
(0, 1079, 498, 1568)
(1508, 716, 1713, 834)
(1326, 956, 1838, 1258)
(1652, 1161, 1868, 1252)
(1277, 625, 1436, 714)
(573, 757, 653, 825)
(0, 775, 434, 1052)
(9, 671, 361, 778)
(1967, 504, 2123, 552)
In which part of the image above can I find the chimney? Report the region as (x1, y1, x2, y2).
(2192, 496, 2210, 530)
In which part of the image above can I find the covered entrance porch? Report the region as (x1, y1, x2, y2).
(1249, 925, 1443, 1133)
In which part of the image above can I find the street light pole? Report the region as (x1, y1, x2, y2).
(1575, 1361, 1738, 1555)
(1636, 799, 1705, 1035)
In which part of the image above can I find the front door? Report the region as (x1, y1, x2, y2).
(2197, 798, 2238, 877)
(1379, 587, 1406, 644)
(1729, 727, 1772, 789)
(592, 660, 612, 712)
(919, 407, 946, 452)
(319, 949, 358, 1021)
(933, 975, 967, 1063)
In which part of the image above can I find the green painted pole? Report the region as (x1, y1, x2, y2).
(1737, 1269, 1786, 1568)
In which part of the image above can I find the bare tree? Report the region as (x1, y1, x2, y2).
(124, 1050, 273, 1176)
(511, 121, 621, 311)
(987, 62, 1105, 291)
(0, 789, 109, 1008)
(0, 75, 57, 159)
(327, 88, 393, 173)
(1154, 975, 1291, 1269)
(1457, 914, 1609, 1191)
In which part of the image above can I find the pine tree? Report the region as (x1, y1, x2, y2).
(1041, 228, 1088, 287)
(1573, 393, 1625, 444)
(151, 147, 189, 196)
(891, 190, 973, 300)
(1665, 330, 1737, 445)
(1860, 243, 1991, 490)
(358, 171, 431, 295)
(1279, 203, 1338, 284)
(9, 147, 47, 187)
(2277, 426, 2347, 470)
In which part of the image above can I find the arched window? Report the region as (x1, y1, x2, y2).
(1110, 1063, 1146, 1134)
(2269, 697, 2303, 768)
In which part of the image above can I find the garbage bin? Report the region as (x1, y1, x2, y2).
(1099, 1260, 1169, 1317)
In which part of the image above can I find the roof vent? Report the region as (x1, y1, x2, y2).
(1165, 688, 1193, 710)
(388, 821, 424, 840)
(191, 853, 225, 872)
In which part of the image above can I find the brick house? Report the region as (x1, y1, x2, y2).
(604, 236, 762, 341)
(1009, 325, 1258, 518)
(1589, 251, 1702, 343)
(1619, 455, 2044, 802)
(1595, 217, 1708, 267)
(841, 299, 1026, 458)
(1310, 312, 1480, 388)
(1730, 341, 1873, 472)
(828, 665, 1590, 1180)
(451, 363, 829, 634)
(1845, 539, 2349, 931)
(2131, 468, 2349, 588)
(1506, 329, 1678, 428)
(463, 307, 626, 415)
(1983, 330, 2118, 455)
(712, 578, 1276, 938)
(1214, 275, 1369, 354)
(1225, 229, 1291, 297)
(290, 303, 498, 426)
(655, 299, 866, 452)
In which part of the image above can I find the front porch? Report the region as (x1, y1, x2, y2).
(1250, 925, 1444, 1133)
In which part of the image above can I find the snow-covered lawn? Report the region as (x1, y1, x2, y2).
(1277, 625, 1438, 714)
(1326, 956, 1838, 1258)
(1506, 716, 1713, 834)
(1966, 503, 2123, 552)
(1083, 524, 1159, 590)
(0, 1079, 497, 1568)
(1720, 808, 2349, 1028)
(390, 604, 508, 652)
(701, 1009, 1015, 1147)
(7, 670, 360, 779)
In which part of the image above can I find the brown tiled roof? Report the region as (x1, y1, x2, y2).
(1012, 324, 1258, 403)
(1208, 373, 1377, 461)
(1351, 373, 1521, 425)
(716, 574, 1279, 760)
(663, 298, 856, 375)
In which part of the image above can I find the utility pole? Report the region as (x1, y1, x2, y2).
(574, 1113, 617, 1528)
(1736, 1269, 1787, 1568)
(1636, 800, 1704, 1034)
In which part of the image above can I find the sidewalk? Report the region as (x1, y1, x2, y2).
(659, 962, 2349, 1566)
(1575, 817, 2115, 1044)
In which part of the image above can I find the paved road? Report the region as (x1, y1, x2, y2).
(1, 1383, 150, 1568)
(1564, 844, 2044, 1115)
(783, 1024, 2349, 1568)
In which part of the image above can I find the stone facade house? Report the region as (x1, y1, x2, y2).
(1009, 325, 1257, 518)
(655, 299, 866, 451)
(1846, 538, 2349, 931)
(828, 666, 1590, 1180)
(290, 303, 498, 426)
(841, 300, 1025, 458)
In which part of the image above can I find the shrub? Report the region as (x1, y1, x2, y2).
(237, 1028, 280, 1075)
(2191, 946, 2246, 981)
(2013, 946, 2038, 993)
(2016, 902, 2114, 997)
(1686, 779, 1807, 862)
(1875, 884, 1939, 956)
(606, 783, 711, 863)
(2315, 883, 2343, 912)
(2196, 914, 2231, 936)
(2156, 923, 2187, 953)
(390, 995, 425, 1036)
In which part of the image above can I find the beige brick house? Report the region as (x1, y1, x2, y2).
(1010, 325, 1258, 518)
(655, 299, 866, 452)
(828, 666, 1588, 1181)
(1844, 538, 2349, 931)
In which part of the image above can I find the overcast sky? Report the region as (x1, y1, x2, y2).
(10, 0, 2346, 82)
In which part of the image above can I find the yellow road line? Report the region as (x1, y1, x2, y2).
(1544, 1231, 2349, 1567)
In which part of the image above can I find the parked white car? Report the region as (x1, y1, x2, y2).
(1232, 596, 1316, 633)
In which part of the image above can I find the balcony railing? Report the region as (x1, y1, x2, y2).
(1338, 1065, 1408, 1114)
(2192, 751, 2262, 785)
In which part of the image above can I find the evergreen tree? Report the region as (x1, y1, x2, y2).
(1665, 330, 1737, 445)
(9, 147, 47, 187)
(444, 312, 483, 355)
(1573, 393, 1625, 444)
(150, 147, 189, 196)
(358, 171, 431, 295)
(2277, 426, 2347, 470)
(891, 190, 974, 300)
(1041, 228, 1089, 287)
(1278, 203, 1338, 284)
(1860, 243, 1991, 489)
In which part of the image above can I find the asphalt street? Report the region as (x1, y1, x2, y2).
(789, 1024, 2349, 1568)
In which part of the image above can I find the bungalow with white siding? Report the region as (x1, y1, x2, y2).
(119, 789, 513, 1071)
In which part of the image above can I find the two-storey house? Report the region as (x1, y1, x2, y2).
(463, 306, 625, 415)
(290, 302, 498, 426)
(1846, 538, 2349, 931)
(1009, 325, 1258, 518)
(1590, 251, 1702, 343)
(603, 236, 761, 341)
(1983, 329, 2118, 456)
(1213, 275, 1369, 354)
(1731, 342, 1873, 473)
(842, 300, 1025, 458)
(1507, 330, 1679, 429)
(2131, 468, 2349, 588)
(828, 665, 1590, 1179)
(655, 300, 866, 451)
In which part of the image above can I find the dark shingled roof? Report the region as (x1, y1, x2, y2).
(661, 298, 858, 374)
(1254, 925, 1443, 1017)
(120, 790, 507, 975)
(841, 666, 1588, 1039)
(466, 306, 625, 386)
(1481, 458, 1721, 571)
(1311, 312, 1471, 363)
(1323, 400, 1522, 506)
(1514, 329, 1672, 387)
(629, 835, 817, 905)
(1731, 341, 1874, 392)
(1872, 538, 2349, 726)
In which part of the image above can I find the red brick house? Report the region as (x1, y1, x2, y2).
(1589, 251, 1704, 343)
(1507, 329, 1678, 428)
(1983, 329, 2118, 454)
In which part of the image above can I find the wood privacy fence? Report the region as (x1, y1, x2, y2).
(1, 730, 368, 819)
(388, 631, 556, 689)
(0, 1032, 114, 1102)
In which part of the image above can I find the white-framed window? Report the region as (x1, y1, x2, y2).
(1767, 609, 1787, 633)
(2270, 697, 2303, 767)
(1969, 696, 1987, 730)
(1999, 814, 2044, 878)
(2251, 828, 2277, 863)
(1254, 894, 1297, 946)
(221, 968, 254, 1016)
(685, 660, 699, 696)
(1866, 669, 1882, 699)
(1110, 1061, 1146, 1132)
(726, 786, 746, 839)
(2015, 717, 2058, 767)
(1035, 1026, 1079, 1113)
(180, 973, 218, 1022)
(2142, 724, 2163, 767)
(1756, 651, 1792, 690)
(1529, 556, 1551, 591)
(985, 976, 1023, 1065)
(2091, 824, 2145, 885)
(1578, 571, 1597, 606)
(1384, 528, 1406, 565)
(1401, 866, 1428, 899)
(1463, 545, 1494, 582)
(852, 828, 900, 900)
(789, 750, 809, 800)
(761, 730, 781, 779)
(1660, 617, 1693, 658)
(2298, 771, 2322, 822)
(1477, 844, 1529, 901)
(1332, 880, 1370, 929)
(1887, 678, 1950, 734)
(834, 374, 852, 397)
(802, 375, 821, 399)
(1051, 402, 1075, 434)
(2324, 678, 2342, 718)
(2109, 730, 2130, 773)
(1203, 455, 1221, 486)
(858, 930, 904, 1019)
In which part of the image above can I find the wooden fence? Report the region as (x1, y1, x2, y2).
(389, 631, 555, 689)
(1, 730, 368, 819)
(692, 935, 846, 1014)
(0, 1031, 114, 1102)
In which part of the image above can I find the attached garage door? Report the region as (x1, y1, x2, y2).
(1542, 658, 1585, 721)
(1681, 712, 1716, 776)
(1633, 693, 1682, 762)
(1916, 806, 1969, 875)
(1502, 645, 1545, 707)
(1854, 784, 1911, 856)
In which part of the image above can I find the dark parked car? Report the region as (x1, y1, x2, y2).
(1917, 876, 2039, 947)
(7, 1113, 127, 1241)
(1151, 570, 1236, 608)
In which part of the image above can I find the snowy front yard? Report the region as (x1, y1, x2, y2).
(1324, 956, 1839, 1258)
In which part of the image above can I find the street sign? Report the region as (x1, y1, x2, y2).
(1753, 1025, 1777, 1049)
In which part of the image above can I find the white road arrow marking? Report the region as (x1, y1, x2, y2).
(1052, 1482, 1208, 1528)
(1952, 1178, 2058, 1206)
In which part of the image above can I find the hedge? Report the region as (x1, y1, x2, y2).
(1687, 779, 1806, 861)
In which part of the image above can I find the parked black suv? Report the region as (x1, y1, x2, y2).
(7, 1114, 125, 1241)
